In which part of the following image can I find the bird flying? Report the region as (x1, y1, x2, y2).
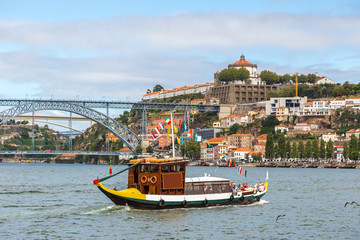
(344, 201, 359, 207)
(276, 214, 286, 222)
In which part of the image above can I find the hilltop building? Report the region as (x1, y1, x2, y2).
(207, 55, 279, 104)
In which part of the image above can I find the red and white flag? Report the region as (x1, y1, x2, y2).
(159, 122, 165, 130)
(238, 167, 242, 175)
(155, 126, 161, 135)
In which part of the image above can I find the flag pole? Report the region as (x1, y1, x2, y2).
(171, 111, 175, 158)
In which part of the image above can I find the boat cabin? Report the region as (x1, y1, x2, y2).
(128, 158, 187, 195)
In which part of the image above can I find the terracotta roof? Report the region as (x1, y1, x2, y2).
(304, 102, 313, 105)
(61, 154, 76, 157)
(143, 91, 161, 96)
(276, 124, 288, 128)
(233, 55, 252, 66)
(315, 77, 325, 82)
(230, 134, 253, 137)
(249, 151, 265, 155)
(208, 137, 227, 143)
(254, 142, 266, 146)
(346, 129, 360, 133)
(234, 148, 252, 152)
(256, 134, 267, 140)
(118, 147, 131, 152)
(227, 114, 238, 118)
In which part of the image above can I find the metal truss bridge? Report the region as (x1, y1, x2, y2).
(0, 150, 133, 156)
(0, 98, 220, 155)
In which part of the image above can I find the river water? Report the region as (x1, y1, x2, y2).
(0, 163, 359, 239)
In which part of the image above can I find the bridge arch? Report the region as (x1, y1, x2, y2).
(0, 102, 141, 153)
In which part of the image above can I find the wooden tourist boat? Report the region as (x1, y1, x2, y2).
(93, 158, 268, 209)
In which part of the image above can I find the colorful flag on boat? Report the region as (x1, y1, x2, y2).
(184, 124, 187, 131)
(174, 126, 178, 133)
(178, 119, 182, 127)
(244, 170, 247, 177)
(237, 167, 242, 175)
(168, 126, 171, 134)
(229, 159, 232, 167)
(165, 116, 171, 125)
(159, 122, 165, 130)
(177, 137, 180, 144)
(167, 134, 171, 142)
(109, 160, 113, 175)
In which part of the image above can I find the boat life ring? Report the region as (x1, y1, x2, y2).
(203, 199, 209, 207)
(230, 195, 234, 202)
(141, 176, 147, 184)
(240, 196, 245, 201)
(150, 176, 157, 184)
(159, 199, 165, 207)
(182, 200, 188, 207)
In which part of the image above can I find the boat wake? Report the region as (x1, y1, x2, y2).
(83, 205, 130, 215)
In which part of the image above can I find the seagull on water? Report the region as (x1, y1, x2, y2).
(276, 214, 286, 222)
(344, 201, 359, 207)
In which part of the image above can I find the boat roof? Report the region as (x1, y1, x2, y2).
(185, 176, 229, 183)
(129, 158, 188, 164)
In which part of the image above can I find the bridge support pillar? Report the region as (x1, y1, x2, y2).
(141, 108, 147, 139)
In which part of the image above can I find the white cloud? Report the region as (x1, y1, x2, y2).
(0, 12, 359, 100)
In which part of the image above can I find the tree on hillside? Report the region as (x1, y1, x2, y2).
(312, 139, 319, 159)
(146, 145, 154, 154)
(285, 140, 291, 159)
(343, 141, 348, 161)
(260, 70, 280, 85)
(265, 132, 274, 159)
(261, 115, 280, 134)
(305, 139, 312, 159)
(153, 84, 164, 92)
(326, 139, 334, 159)
(180, 139, 200, 159)
(229, 123, 241, 135)
(136, 144, 143, 154)
(298, 141, 305, 159)
(218, 67, 250, 83)
(349, 134, 358, 153)
(278, 134, 286, 159)
(290, 142, 298, 159)
(319, 139, 326, 159)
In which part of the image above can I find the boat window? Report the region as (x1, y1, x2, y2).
(161, 165, 169, 173)
(177, 164, 184, 172)
(140, 165, 149, 173)
(212, 184, 222, 193)
(192, 183, 203, 194)
(170, 165, 176, 172)
(222, 182, 231, 192)
(185, 183, 194, 195)
(150, 165, 159, 173)
(204, 183, 213, 194)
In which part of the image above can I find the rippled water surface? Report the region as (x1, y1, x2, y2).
(1, 163, 359, 239)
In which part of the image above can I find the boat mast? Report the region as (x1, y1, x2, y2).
(171, 111, 175, 158)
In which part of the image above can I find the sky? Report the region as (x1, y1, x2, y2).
(0, 0, 359, 103)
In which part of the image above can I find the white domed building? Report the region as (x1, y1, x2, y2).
(215, 55, 265, 86)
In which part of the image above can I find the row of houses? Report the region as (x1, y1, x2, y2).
(267, 97, 360, 118)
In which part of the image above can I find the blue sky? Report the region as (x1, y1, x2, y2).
(0, 0, 359, 102)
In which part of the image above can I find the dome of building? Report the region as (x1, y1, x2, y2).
(233, 54, 252, 65)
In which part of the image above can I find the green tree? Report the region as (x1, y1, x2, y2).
(261, 115, 281, 134)
(326, 139, 334, 159)
(298, 141, 305, 159)
(265, 132, 274, 159)
(278, 134, 286, 159)
(305, 139, 312, 159)
(229, 123, 241, 135)
(20, 128, 30, 139)
(180, 139, 200, 159)
(218, 67, 250, 82)
(274, 144, 280, 158)
(260, 70, 280, 85)
(343, 141, 348, 161)
(146, 145, 154, 154)
(153, 84, 164, 92)
(319, 139, 326, 159)
(290, 142, 298, 159)
(136, 144, 143, 154)
(312, 139, 319, 159)
(349, 134, 358, 154)
(285, 140, 291, 159)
